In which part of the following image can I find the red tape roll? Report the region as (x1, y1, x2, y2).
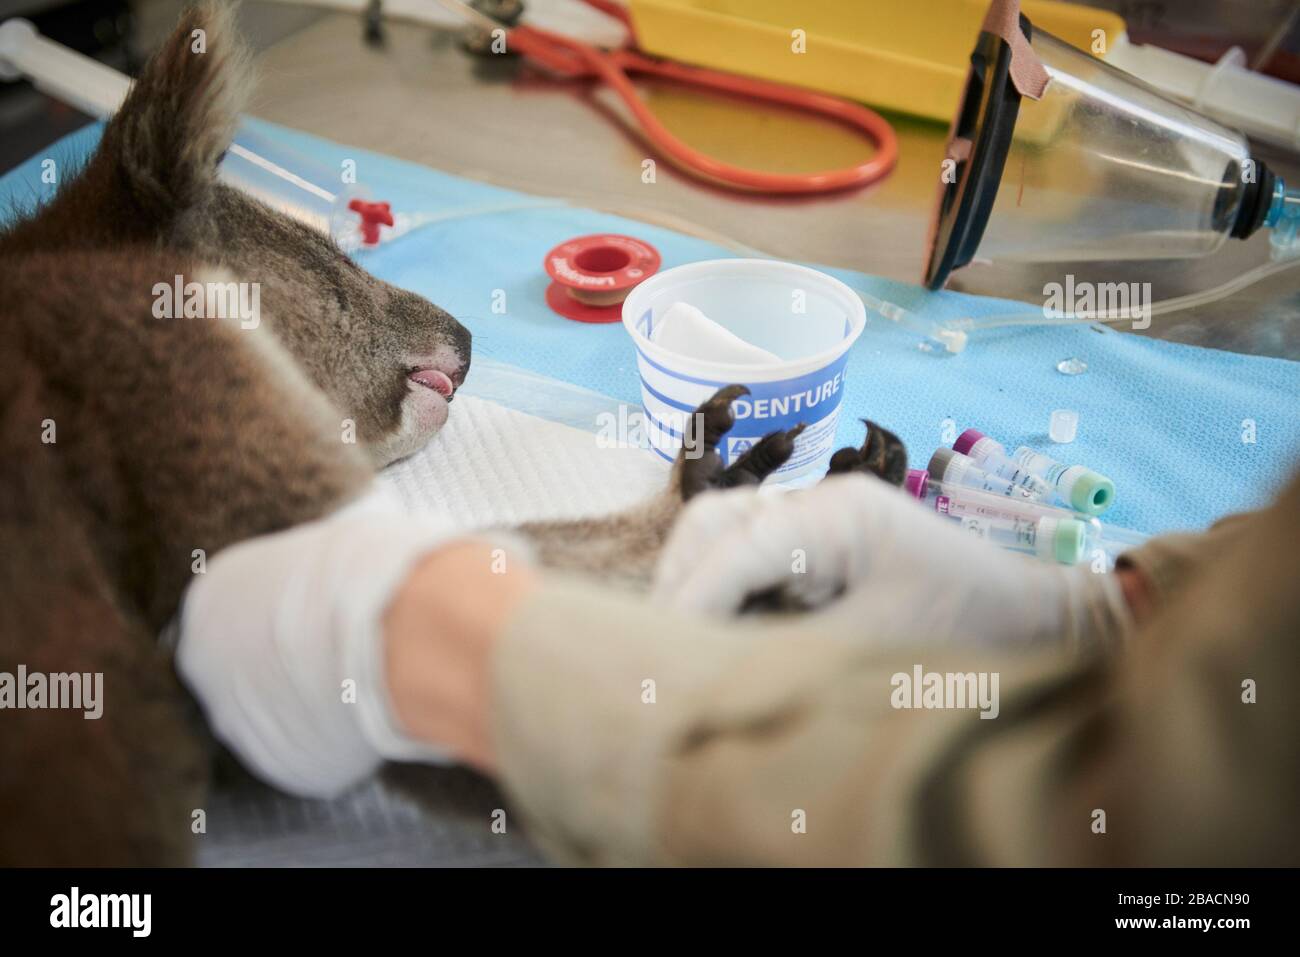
(543, 233, 661, 324)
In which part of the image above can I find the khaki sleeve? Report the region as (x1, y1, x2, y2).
(1116, 512, 1254, 607)
(491, 475, 1300, 866)
(490, 578, 826, 864)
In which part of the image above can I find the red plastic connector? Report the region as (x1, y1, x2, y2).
(347, 199, 394, 246)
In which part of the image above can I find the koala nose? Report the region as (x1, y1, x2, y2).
(450, 321, 472, 386)
(451, 357, 470, 388)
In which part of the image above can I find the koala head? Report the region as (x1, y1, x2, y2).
(22, 1, 471, 466)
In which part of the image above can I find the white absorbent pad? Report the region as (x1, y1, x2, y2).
(380, 394, 669, 530)
(650, 301, 782, 366)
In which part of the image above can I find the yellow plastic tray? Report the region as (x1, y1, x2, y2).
(628, 0, 1124, 123)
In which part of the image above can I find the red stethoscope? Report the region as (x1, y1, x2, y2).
(434, 0, 897, 195)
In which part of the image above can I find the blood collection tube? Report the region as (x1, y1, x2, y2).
(952, 429, 1053, 499)
(1010, 448, 1115, 516)
(906, 468, 1086, 563)
(904, 470, 1145, 565)
(927, 448, 1037, 501)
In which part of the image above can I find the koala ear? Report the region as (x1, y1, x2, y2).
(98, 1, 252, 226)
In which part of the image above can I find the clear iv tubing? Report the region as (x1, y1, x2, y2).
(850, 255, 1300, 356)
(948, 258, 1300, 333)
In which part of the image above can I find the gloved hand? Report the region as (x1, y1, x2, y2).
(652, 475, 1132, 653)
(176, 485, 528, 798)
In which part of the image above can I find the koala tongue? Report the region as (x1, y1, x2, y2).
(409, 369, 454, 396)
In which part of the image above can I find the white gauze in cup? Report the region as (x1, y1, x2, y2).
(651, 301, 781, 366)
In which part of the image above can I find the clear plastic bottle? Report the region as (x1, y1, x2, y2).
(979, 29, 1257, 263)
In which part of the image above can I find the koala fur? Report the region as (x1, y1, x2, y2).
(0, 2, 471, 864)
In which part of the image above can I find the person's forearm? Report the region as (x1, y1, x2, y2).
(379, 553, 1151, 774)
(176, 501, 472, 799)
(382, 540, 536, 773)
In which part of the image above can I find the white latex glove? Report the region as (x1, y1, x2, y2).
(176, 485, 522, 799)
(653, 475, 1132, 653)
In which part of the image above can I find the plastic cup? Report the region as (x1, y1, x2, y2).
(621, 259, 866, 481)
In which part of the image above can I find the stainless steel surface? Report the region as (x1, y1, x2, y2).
(245, 12, 1300, 360)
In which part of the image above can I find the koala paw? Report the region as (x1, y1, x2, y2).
(825, 419, 908, 486)
(673, 385, 806, 501)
